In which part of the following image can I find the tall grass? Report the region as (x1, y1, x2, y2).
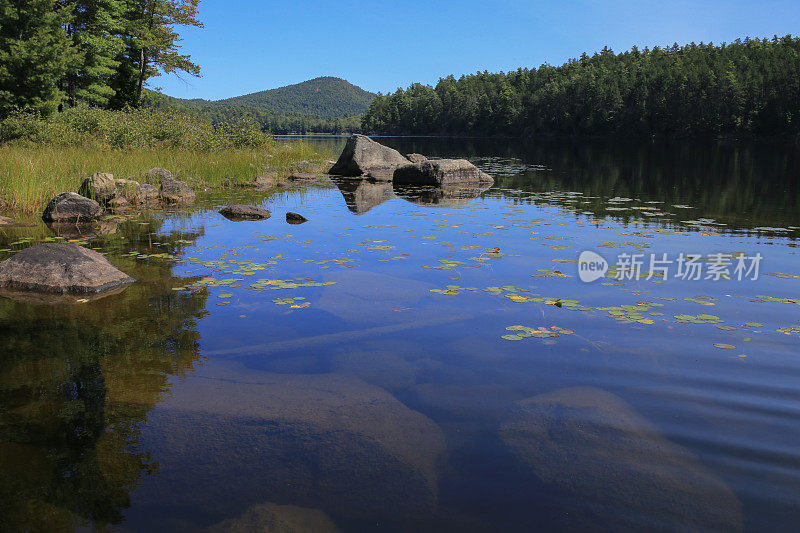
(0, 107, 336, 213)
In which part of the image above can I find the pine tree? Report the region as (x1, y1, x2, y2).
(0, 0, 79, 117)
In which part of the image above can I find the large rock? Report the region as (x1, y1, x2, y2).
(136, 364, 446, 520)
(499, 387, 742, 531)
(159, 177, 196, 204)
(0, 243, 135, 294)
(333, 178, 395, 214)
(78, 172, 117, 204)
(41, 192, 102, 223)
(206, 503, 341, 533)
(393, 159, 494, 186)
(219, 205, 271, 221)
(329, 135, 410, 180)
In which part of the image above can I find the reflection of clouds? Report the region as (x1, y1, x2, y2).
(500, 387, 743, 531)
(135, 360, 446, 523)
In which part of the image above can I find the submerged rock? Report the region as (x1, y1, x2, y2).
(219, 205, 271, 221)
(499, 387, 743, 531)
(286, 212, 308, 224)
(393, 159, 494, 186)
(206, 503, 341, 533)
(0, 243, 134, 295)
(333, 178, 395, 214)
(329, 135, 410, 180)
(159, 176, 196, 204)
(137, 365, 446, 520)
(78, 172, 117, 204)
(41, 192, 102, 223)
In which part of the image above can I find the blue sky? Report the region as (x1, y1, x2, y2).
(155, 0, 800, 100)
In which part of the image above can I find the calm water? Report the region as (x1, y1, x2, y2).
(1, 139, 799, 532)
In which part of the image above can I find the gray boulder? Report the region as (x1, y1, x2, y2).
(286, 212, 308, 224)
(42, 192, 102, 223)
(78, 172, 117, 204)
(114, 178, 140, 198)
(0, 243, 134, 294)
(160, 177, 196, 204)
(136, 184, 159, 203)
(406, 153, 429, 164)
(499, 387, 742, 531)
(136, 367, 446, 520)
(219, 205, 271, 221)
(393, 159, 494, 186)
(206, 503, 341, 533)
(329, 135, 410, 179)
(147, 168, 172, 181)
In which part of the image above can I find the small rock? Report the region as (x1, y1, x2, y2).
(253, 175, 276, 189)
(0, 216, 35, 227)
(406, 153, 429, 163)
(42, 192, 102, 223)
(286, 172, 318, 181)
(0, 243, 134, 295)
(329, 134, 410, 180)
(286, 212, 308, 224)
(219, 205, 271, 221)
(394, 159, 494, 186)
(114, 179, 140, 198)
(108, 196, 130, 210)
(159, 177, 196, 204)
(147, 168, 172, 181)
(78, 173, 117, 204)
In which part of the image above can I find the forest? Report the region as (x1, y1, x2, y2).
(362, 36, 800, 137)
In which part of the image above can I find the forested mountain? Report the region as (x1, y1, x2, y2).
(362, 36, 800, 138)
(143, 77, 375, 134)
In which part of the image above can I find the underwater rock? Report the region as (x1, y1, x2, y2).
(329, 135, 410, 180)
(499, 387, 743, 531)
(219, 205, 271, 221)
(0, 243, 134, 295)
(205, 503, 341, 533)
(394, 159, 494, 186)
(138, 365, 446, 520)
(41, 192, 102, 223)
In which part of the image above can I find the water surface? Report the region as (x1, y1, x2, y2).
(1, 138, 799, 531)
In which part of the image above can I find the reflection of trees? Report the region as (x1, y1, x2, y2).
(0, 216, 208, 531)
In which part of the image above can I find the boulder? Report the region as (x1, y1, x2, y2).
(393, 159, 494, 186)
(41, 192, 102, 223)
(406, 153, 429, 164)
(136, 365, 446, 520)
(78, 172, 117, 204)
(333, 178, 395, 215)
(206, 503, 341, 533)
(146, 168, 172, 181)
(499, 387, 742, 531)
(0, 243, 135, 294)
(136, 184, 159, 203)
(219, 205, 271, 221)
(286, 212, 308, 224)
(329, 135, 410, 179)
(159, 177, 196, 204)
(114, 179, 140, 198)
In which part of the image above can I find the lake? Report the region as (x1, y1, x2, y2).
(1, 137, 799, 531)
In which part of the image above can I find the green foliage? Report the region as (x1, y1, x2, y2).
(363, 36, 800, 137)
(142, 77, 375, 134)
(0, 0, 80, 115)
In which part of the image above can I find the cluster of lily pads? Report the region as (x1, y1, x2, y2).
(501, 325, 575, 341)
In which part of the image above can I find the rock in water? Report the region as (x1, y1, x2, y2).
(136, 366, 446, 520)
(406, 153, 429, 163)
(329, 135, 410, 179)
(286, 212, 308, 224)
(41, 192, 102, 223)
(499, 387, 743, 531)
(78, 172, 117, 204)
(206, 503, 341, 533)
(147, 167, 173, 181)
(136, 184, 159, 203)
(393, 159, 494, 186)
(219, 205, 271, 221)
(0, 243, 135, 294)
(159, 177, 196, 204)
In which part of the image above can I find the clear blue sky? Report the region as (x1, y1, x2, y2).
(155, 0, 800, 100)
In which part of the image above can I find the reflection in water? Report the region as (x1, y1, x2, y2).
(332, 177, 395, 214)
(0, 217, 208, 531)
(394, 182, 492, 208)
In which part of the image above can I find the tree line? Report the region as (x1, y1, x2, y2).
(362, 36, 800, 137)
(0, 0, 201, 118)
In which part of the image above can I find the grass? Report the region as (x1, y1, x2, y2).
(0, 143, 334, 213)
